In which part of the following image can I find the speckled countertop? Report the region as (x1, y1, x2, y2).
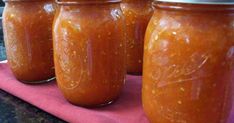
(0, 90, 67, 123)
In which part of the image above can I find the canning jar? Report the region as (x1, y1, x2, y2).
(3, 0, 56, 83)
(143, 0, 234, 123)
(53, 0, 126, 107)
(121, 0, 153, 74)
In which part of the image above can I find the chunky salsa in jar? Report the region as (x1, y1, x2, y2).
(3, 0, 56, 83)
(121, 0, 153, 74)
(143, 1, 234, 123)
(53, 0, 126, 107)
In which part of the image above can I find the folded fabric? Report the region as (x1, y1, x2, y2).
(0, 63, 149, 123)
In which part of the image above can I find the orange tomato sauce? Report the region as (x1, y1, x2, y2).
(143, 2, 234, 123)
(121, 0, 153, 74)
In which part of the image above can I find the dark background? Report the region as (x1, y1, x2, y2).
(0, 1, 4, 6)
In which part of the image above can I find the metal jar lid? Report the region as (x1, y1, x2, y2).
(155, 0, 234, 5)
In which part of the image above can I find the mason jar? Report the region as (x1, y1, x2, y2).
(121, 0, 153, 75)
(3, 0, 56, 83)
(143, 0, 234, 123)
(53, 0, 126, 107)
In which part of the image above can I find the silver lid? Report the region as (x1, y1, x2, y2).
(156, 0, 234, 5)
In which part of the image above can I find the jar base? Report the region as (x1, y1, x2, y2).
(68, 98, 118, 108)
(19, 77, 56, 84)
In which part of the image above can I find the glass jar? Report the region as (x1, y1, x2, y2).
(3, 0, 56, 83)
(53, 0, 126, 107)
(121, 0, 153, 75)
(143, 0, 234, 123)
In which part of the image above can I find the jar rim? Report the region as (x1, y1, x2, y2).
(155, 0, 234, 5)
(55, 0, 121, 5)
(3, 0, 49, 2)
(153, 1, 234, 11)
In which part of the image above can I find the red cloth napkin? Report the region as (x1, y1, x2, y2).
(1, 63, 234, 123)
(0, 63, 149, 123)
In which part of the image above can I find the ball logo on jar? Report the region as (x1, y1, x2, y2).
(58, 54, 86, 90)
(149, 51, 210, 88)
(55, 24, 88, 90)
